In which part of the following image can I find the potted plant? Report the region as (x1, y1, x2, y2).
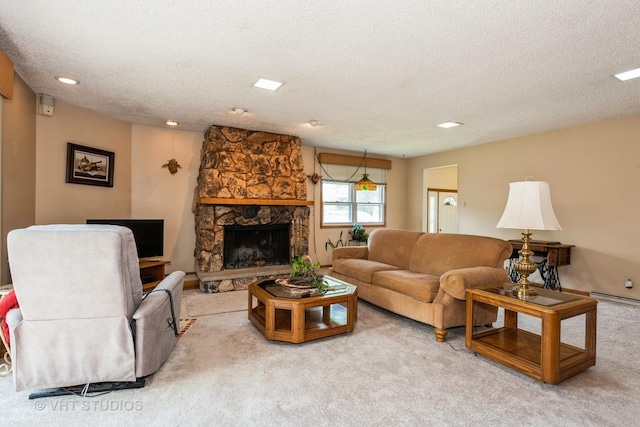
(349, 223, 369, 242)
(283, 255, 328, 293)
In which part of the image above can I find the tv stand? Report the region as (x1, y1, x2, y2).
(139, 260, 170, 292)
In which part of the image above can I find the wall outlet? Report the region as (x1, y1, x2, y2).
(625, 277, 634, 288)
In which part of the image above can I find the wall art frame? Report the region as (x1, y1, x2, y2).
(65, 143, 115, 187)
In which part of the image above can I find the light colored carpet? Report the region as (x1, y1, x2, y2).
(184, 288, 248, 316)
(1, 297, 639, 426)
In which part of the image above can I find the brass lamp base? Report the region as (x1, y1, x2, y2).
(512, 283, 537, 299)
(512, 228, 538, 299)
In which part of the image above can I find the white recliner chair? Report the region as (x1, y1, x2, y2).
(5, 224, 184, 396)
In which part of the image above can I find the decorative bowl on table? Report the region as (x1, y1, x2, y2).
(276, 275, 326, 296)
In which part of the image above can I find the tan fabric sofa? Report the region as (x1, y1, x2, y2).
(328, 228, 512, 342)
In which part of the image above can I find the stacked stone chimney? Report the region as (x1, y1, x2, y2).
(194, 125, 310, 292)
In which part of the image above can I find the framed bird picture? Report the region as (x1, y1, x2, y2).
(65, 143, 115, 187)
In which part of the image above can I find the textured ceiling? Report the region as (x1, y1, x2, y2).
(1, 1, 639, 157)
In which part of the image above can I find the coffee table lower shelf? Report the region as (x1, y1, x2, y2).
(250, 303, 351, 342)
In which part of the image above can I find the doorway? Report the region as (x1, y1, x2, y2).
(423, 165, 458, 233)
(427, 189, 458, 233)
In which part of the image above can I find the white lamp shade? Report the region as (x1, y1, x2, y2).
(496, 181, 562, 230)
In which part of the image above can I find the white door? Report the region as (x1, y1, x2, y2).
(438, 192, 458, 233)
(427, 190, 458, 233)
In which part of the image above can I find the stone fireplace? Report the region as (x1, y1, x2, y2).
(193, 125, 312, 292)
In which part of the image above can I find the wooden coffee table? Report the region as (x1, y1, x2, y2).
(248, 276, 357, 343)
(465, 285, 597, 384)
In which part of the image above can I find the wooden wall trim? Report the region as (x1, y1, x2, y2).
(318, 152, 392, 170)
(199, 198, 314, 206)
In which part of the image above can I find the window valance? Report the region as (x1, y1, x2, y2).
(317, 153, 391, 184)
(0, 48, 15, 99)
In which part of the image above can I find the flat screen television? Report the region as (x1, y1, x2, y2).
(86, 219, 164, 259)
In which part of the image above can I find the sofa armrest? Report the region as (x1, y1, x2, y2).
(332, 246, 369, 260)
(440, 267, 509, 300)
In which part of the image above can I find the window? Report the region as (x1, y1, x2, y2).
(322, 181, 385, 226)
(317, 152, 390, 227)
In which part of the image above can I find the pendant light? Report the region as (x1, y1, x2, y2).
(354, 150, 377, 191)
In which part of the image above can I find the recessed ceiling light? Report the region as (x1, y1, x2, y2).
(55, 76, 79, 85)
(233, 108, 246, 115)
(166, 120, 179, 126)
(254, 78, 283, 91)
(309, 120, 321, 127)
(437, 121, 462, 128)
(614, 67, 640, 81)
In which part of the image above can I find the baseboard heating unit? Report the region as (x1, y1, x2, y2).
(591, 292, 640, 307)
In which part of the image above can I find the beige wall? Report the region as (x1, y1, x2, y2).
(36, 101, 131, 224)
(1, 74, 36, 284)
(131, 125, 202, 274)
(425, 164, 458, 190)
(407, 113, 640, 298)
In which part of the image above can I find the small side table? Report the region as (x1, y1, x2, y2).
(139, 260, 170, 292)
(466, 284, 597, 384)
(507, 240, 574, 291)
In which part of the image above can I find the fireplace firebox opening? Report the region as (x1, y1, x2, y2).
(223, 224, 291, 269)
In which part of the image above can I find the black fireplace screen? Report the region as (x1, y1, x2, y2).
(223, 224, 290, 269)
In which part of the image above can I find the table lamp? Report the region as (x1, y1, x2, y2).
(497, 180, 562, 298)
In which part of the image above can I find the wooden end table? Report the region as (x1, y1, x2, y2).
(465, 284, 597, 384)
(248, 276, 357, 343)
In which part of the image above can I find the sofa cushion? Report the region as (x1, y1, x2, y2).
(367, 228, 423, 270)
(372, 270, 440, 303)
(331, 259, 400, 283)
(409, 233, 513, 276)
